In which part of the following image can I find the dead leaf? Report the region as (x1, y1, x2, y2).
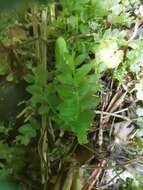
(8, 26, 27, 43)
(114, 121, 137, 144)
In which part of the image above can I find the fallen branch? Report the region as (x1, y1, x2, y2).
(94, 110, 131, 121)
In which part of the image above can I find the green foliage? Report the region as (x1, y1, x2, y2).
(25, 64, 49, 114)
(16, 122, 37, 146)
(0, 125, 10, 136)
(1, 0, 143, 189)
(0, 58, 9, 76)
(119, 177, 143, 190)
(61, 0, 88, 11)
(0, 0, 48, 11)
(54, 37, 100, 144)
(24, 36, 100, 144)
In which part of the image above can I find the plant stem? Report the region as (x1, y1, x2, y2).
(31, 5, 41, 64)
(49, 2, 55, 22)
(94, 110, 131, 121)
(41, 8, 48, 187)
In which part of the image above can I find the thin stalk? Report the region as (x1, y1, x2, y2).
(49, 2, 55, 22)
(40, 8, 48, 189)
(94, 110, 131, 121)
(31, 5, 41, 64)
(32, 6, 48, 188)
(31, 9, 46, 186)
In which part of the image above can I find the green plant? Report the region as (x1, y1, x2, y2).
(53, 37, 100, 143)
(1, 0, 143, 189)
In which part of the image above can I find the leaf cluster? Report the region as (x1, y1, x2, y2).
(54, 37, 100, 144)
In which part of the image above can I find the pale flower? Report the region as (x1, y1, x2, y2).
(139, 5, 143, 17)
(135, 82, 143, 101)
(110, 3, 122, 15)
(96, 41, 124, 68)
